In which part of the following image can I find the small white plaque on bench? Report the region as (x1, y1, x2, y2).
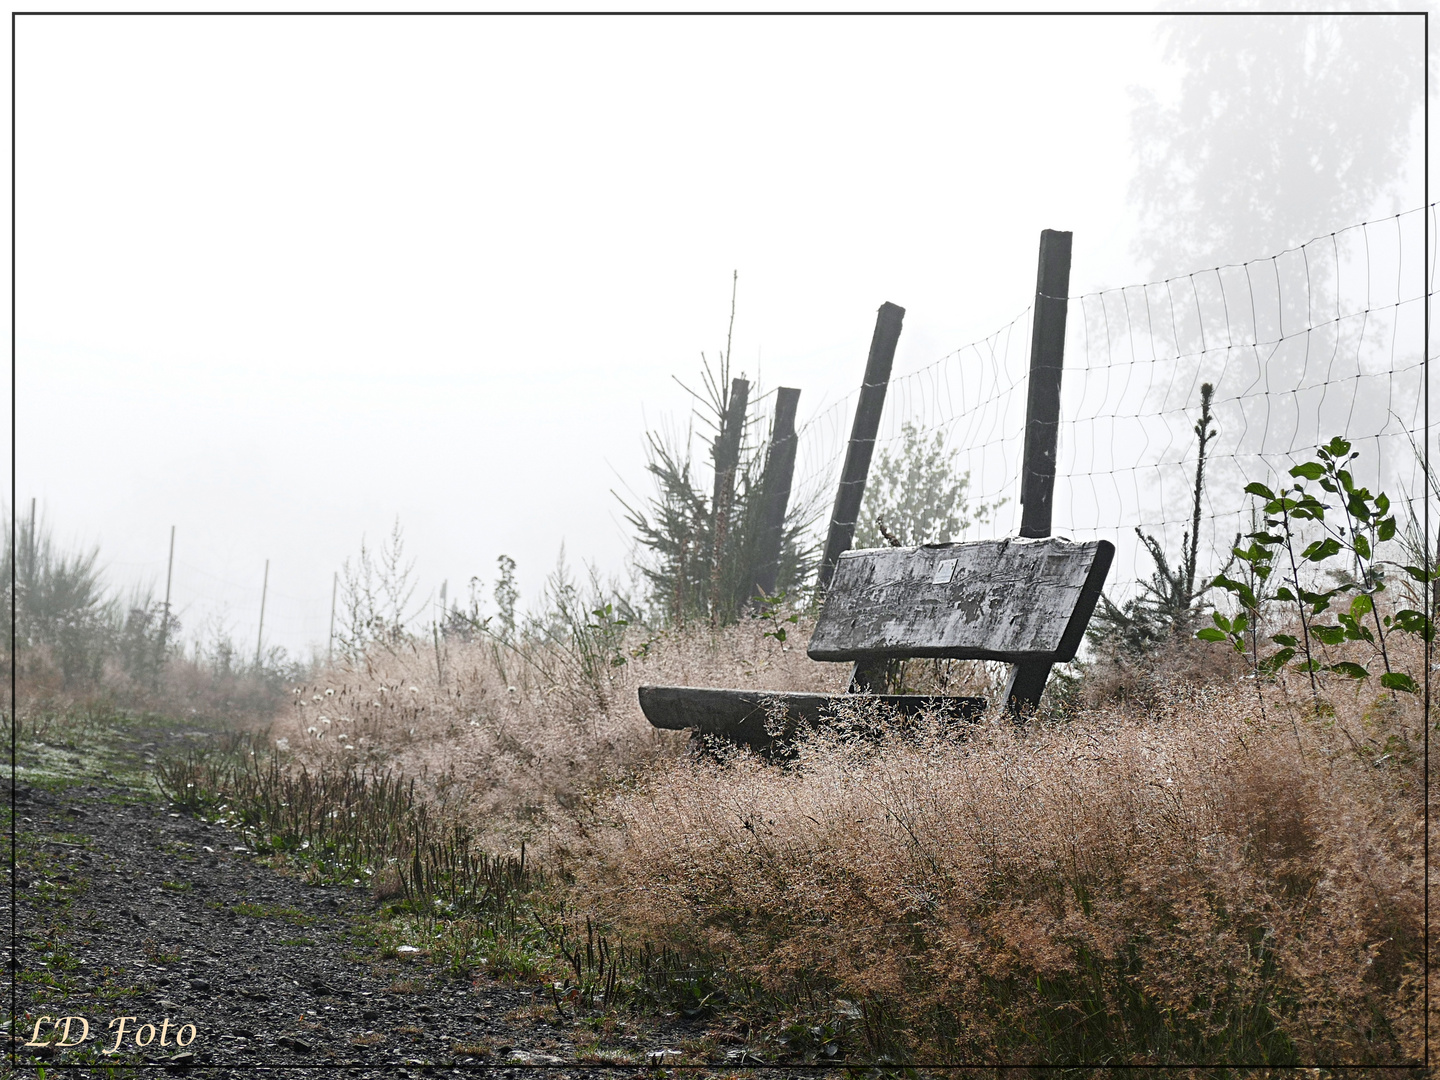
(931, 559, 957, 584)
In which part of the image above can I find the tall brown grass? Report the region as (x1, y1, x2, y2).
(274, 616, 848, 851)
(274, 610, 1426, 1066)
(569, 636, 1426, 1065)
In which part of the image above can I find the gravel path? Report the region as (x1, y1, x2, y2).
(7, 775, 747, 1077)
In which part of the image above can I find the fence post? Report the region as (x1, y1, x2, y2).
(711, 378, 751, 516)
(328, 571, 338, 665)
(1006, 228, 1073, 712)
(1019, 229, 1073, 539)
(818, 302, 905, 593)
(708, 377, 751, 620)
(255, 559, 269, 669)
(752, 386, 801, 602)
(156, 525, 175, 683)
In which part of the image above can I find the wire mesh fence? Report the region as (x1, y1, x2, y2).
(790, 204, 1434, 611)
(37, 206, 1433, 656)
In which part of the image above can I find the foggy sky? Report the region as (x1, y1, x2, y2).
(14, 14, 1427, 659)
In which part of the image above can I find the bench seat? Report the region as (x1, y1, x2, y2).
(639, 536, 1114, 751)
(639, 685, 987, 751)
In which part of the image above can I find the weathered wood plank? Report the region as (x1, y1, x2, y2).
(1019, 229, 1073, 539)
(807, 537, 1114, 664)
(752, 386, 801, 603)
(639, 685, 985, 751)
(818, 302, 905, 591)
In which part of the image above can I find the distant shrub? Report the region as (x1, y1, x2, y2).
(3, 503, 300, 723)
(853, 421, 1005, 549)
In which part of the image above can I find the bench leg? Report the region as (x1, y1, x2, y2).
(1001, 661, 1052, 716)
(848, 659, 896, 693)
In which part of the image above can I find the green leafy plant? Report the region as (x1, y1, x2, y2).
(755, 589, 799, 644)
(1201, 437, 1432, 697)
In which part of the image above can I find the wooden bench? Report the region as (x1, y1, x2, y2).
(639, 536, 1115, 751)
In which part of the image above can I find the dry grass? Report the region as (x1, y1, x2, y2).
(10, 643, 293, 738)
(267, 610, 1427, 1065)
(274, 616, 848, 852)
(568, 636, 1426, 1065)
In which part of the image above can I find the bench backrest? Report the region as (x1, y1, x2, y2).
(807, 537, 1115, 665)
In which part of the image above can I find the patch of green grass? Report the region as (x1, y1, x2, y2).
(158, 880, 192, 893)
(228, 901, 314, 925)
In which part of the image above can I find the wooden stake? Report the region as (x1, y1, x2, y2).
(255, 559, 269, 668)
(328, 571, 338, 665)
(752, 386, 801, 602)
(433, 621, 443, 685)
(1019, 229, 1073, 539)
(1008, 229, 1073, 714)
(819, 302, 905, 593)
(157, 526, 175, 673)
(709, 377, 750, 621)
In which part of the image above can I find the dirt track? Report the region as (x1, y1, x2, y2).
(6, 719, 789, 1078)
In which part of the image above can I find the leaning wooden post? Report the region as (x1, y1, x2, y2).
(708, 377, 750, 621)
(818, 302, 905, 593)
(751, 386, 801, 602)
(711, 377, 751, 517)
(1005, 228, 1073, 713)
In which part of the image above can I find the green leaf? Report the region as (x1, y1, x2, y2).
(1232, 614, 1248, 636)
(1196, 627, 1228, 643)
(1244, 482, 1276, 500)
(1377, 517, 1396, 542)
(1353, 534, 1371, 560)
(1210, 613, 1232, 633)
(1311, 625, 1346, 646)
(1349, 594, 1373, 618)
(1259, 648, 1296, 673)
(1380, 672, 1418, 693)
(1271, 633, 1299, 648)
(1323, 436, 1352, 458)
(1212, 575, 1258, 609)
(1301, 537, 1342, 562)
(1328, 661, 1370, 680)
(1289, 462, 1324, 481)
(1389, 609, 1435, 639)
(1275, 586, 1296, 603)
(1402, 564, 1434, 583)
